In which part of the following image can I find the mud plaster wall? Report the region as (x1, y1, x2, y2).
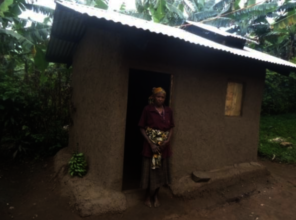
(171, 66, 265, 180)
(127, 40, 266, 181)
(69, 28, 128, 190)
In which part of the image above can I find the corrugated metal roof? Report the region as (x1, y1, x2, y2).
(47, 0, 296, 71)
(185, 20, 259, 45)
(47, 37, 77, 63)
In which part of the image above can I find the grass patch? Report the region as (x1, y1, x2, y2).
(259, 113, 296, 163)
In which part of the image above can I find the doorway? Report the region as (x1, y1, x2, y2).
(122, 69, 172, 191)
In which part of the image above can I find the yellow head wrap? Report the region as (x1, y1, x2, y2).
(152, 87, 166, 95)
(149, 87, 166, 104)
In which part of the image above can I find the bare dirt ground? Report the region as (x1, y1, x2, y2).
(1, 156, 296, 220)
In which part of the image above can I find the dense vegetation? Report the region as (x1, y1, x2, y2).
(0, 64, 71, 158)
(262, 70, 296, 115)
(0, 0, 296, 159)
(0, 0, 70, 157)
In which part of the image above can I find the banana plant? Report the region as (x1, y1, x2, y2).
(0, 0, 53, 73)
(253, 0, 296, 60)
(0, 0, 14, 17)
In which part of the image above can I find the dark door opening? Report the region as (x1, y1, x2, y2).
(122, 69, 172, 191)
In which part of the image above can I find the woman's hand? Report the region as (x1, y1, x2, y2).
(150, 143, 160, 153)
(159, 140, 169, 151)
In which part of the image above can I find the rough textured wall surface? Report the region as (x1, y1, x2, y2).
(69, 28, 128, 190)
(171, 66, 265, 180)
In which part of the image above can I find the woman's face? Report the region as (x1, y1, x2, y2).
(154, 92, 166, 106)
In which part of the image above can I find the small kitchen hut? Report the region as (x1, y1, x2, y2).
(47, 0, 296, 216)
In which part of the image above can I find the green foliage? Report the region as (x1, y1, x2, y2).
(0, 0, 14, 17)
(262, 70, 296, 115)
(68, 152, 88, 177)
(229, 3, 278, 20)
(0, 64, 71, 158)
(255, 27, 296, 60)
(149, 0, 166, 23)
(191, 10, 218, 21)
(245, 0, 255, 7)
(94, 0, 108, 10)
(119, 2, 126, 12)
(125, 0, 185, 25)
(24, 3, 54, 17)
(259, 114, 296, 163)
(34, 46, 49, 72)
(0, 0, 72, 158)
(273, 13, 296, 30)
(251, 1, 296, 60)
(233, 0, 240, 10)
(204, 17, 234, 27)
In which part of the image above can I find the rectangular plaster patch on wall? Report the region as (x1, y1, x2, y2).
(225, 82, 243, 116)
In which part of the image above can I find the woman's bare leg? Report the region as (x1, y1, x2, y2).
(144, 188, 152, 207)
(153, 187, 160, 207)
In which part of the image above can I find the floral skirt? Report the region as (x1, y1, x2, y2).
(140, 157, 171, 191)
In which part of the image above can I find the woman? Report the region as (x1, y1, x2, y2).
(138, 87, 174, 208)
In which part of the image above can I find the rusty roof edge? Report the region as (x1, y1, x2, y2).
(50, 0, 296, 71)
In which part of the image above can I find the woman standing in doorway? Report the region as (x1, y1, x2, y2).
(138, 87, 174, 208)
